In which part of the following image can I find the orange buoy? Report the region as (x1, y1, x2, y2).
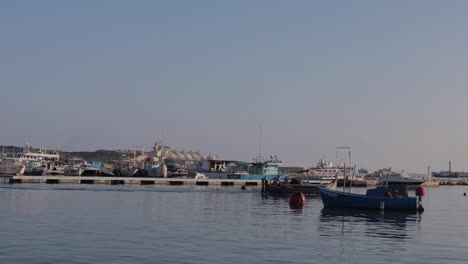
(416, 186, 425, 197)
(289, 192, 306, 208)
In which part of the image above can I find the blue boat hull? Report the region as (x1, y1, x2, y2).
(319, 187, 422, 211)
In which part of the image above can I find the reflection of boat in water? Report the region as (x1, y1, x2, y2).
(319, 208, 421, 239)
(261, 176, 331, 195)
(320, 208, 421, 223)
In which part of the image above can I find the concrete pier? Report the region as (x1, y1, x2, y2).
(0, 176, 12, 184)
(6, 175, 260, 186)
(2, 175, 443, 187)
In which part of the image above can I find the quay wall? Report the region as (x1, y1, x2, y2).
(7, 175, 260, 186)
(3, 175, 449, 187)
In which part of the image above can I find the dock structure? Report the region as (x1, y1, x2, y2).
(5, 175, 260, 186)
(0, 176, 12, 184)
(2, 175, 441, 187)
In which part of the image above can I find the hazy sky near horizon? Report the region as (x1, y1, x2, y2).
(2, 1, 468, 172)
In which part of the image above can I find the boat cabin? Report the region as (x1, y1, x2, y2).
(366, 185, 409, 198)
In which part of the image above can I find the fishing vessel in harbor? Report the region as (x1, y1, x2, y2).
(318, 155, 426, 211)
(1, 144, 61, 176)
(0, 159, 25, 175)
(191, 155, 282, 180)
(304, 158, 354, 179)
(319, 184, 425, 211)
(193, 126, 283, 180)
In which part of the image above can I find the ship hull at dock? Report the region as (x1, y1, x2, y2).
(0, 164, 25, 176)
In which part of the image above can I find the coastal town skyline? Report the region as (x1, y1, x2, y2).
(2, 1, 468, 172)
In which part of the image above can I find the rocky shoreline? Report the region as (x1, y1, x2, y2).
(436, 179, 468, 186)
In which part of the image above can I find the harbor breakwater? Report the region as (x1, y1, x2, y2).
(437, 178, 468, 186)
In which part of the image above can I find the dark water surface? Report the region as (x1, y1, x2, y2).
(0, 184, 467, 264)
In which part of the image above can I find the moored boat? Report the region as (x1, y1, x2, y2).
(193, 156, 282, 180)
(0, 160, 25, 176)
(376, 174, 424, 187)
(319, 185, 424, 211)
(79, 163, 101, 176)
(262, 177, 331, 195)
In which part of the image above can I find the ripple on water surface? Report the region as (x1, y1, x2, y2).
(0, 184, 467, 264)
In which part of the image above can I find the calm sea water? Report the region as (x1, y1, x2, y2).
(0, 184, 467, 264)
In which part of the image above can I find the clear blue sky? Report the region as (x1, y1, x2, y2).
(2, 1, 468, 172)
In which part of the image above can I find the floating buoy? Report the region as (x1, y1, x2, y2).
(464, 192, 466, 196)
(241, 185, 246, 190)
(289, 192, 306, 208)
(416, 186, 425, 197)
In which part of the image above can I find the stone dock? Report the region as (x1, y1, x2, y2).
(0, 175, 447, 187)
(3, 175, 261, 186)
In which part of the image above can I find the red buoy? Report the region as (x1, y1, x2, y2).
(289, 192, 306, 208)
(416, 186, 425, 197)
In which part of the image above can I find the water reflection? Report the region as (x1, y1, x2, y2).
(318, 208, 422, 240)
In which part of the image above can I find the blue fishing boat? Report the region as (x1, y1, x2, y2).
(319, 185, 424, 211)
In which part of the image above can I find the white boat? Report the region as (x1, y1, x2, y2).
(42, 166, 66, 176)
(300, 158, 354, 180)
(64, 165, 81, 176)
(376, 174, 424, 187)
(14, 144, 63, 175)
(63, 158, 87, 176)
(79, 163, 101, 176)
(17, 144, 60, 163)
(0, 159, 25, 175)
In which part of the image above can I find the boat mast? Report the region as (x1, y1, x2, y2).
(428, 165, 431, 182)
(161, 128, 165, 161)
(336, 146, 352, 176)
(257, 125, 262, 163)
(133, 148, 136, 167)
(343, 163, 346, 192)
